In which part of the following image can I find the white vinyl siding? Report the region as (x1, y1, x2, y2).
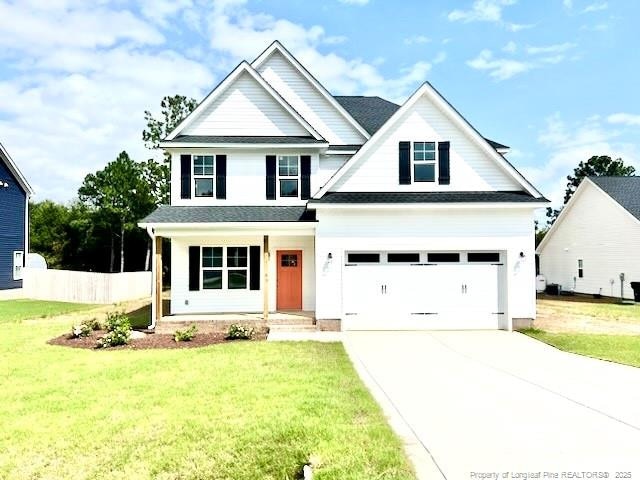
(171, 149, 325, 206)
(182, 71, 309, 137)
(256, 51, 367, 145)
(538, 181, 640, 299)
(170, 235, 315, 314)
(314, 207, 537, 329)
(333, 95, 521, 192)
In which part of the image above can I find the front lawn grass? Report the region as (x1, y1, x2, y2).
(0, 299, 93, 323)
(524, 329, 640, 368)
(537, 296, 640, 323)
(0, 318, 414, 479)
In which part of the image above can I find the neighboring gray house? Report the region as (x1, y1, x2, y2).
(537, 176, 640, 299)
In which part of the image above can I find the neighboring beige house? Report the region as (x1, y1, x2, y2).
(537, 176, 640, 299)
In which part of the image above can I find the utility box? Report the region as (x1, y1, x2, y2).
(545, 284, 561, 296)
(631, 282, 640, 302)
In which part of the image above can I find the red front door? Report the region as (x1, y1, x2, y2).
(277, 250, 302, 310)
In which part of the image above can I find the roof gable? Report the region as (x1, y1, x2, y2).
(252, 42, 369, 144)
(536, 177, 640, 253)
(0, 142, 33, 195)
(589, 176, 640, 222)
(166, 62, 323, 141)
(318, 82, 543, 197)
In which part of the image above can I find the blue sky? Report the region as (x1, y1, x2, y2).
(0, 0, 638, 209)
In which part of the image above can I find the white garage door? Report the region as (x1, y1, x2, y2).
(342, 251, 502, 330)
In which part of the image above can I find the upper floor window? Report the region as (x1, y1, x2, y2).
(413, 142, 436, 182)
(194, 155, 215, 197)
(278, 155, 299, 197)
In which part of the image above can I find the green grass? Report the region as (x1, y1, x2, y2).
(0, 317, 414, 479)
(0, 299, 93, 323)
(126, 304, 151, 329)
(538, 296, 640, 324)
(524, 329, 640, 368)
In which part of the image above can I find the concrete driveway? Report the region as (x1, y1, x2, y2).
(344, 331, 640, 479)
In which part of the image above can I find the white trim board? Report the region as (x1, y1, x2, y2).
(0, 142, 34, 195)
(165, 61, 324, 141)
(251, 41, 371, 141)
(315, 82, 543, 199)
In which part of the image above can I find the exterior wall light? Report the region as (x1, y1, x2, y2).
(327, 253, 333, 260)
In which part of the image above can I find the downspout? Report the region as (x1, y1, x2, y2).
(145, 226, 157, 330)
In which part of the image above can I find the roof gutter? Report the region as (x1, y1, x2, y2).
(308, 201, 550, 210)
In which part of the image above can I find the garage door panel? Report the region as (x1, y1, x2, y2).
(343, 259, 501, 331)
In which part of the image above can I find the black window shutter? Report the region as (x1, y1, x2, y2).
(216, 155, 227, 199)
(266, 155, 276, 200)
(399, 141, 411, 185)
(180, 155, 191, 199)
(249, 246, 260, 290)
(300, 155, 311, 200)
(438, 141, 450, 185)
(188, 246, 200, 291)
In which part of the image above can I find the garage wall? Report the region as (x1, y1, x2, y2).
(314, 207, 537, 328)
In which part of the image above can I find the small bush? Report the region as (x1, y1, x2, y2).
(71, 323, 92, 339)
(174, 325, 198, 342)
(227, 323, 254, 340)
(96, 311, 131, 348)
(83, 318, 102, 331)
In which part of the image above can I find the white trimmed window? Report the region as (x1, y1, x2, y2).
(413, 142, 437, 182)
(278, 155, 299, 198)
(201, 246, 248, 290)
(13, 251, 24, 280)
(194, 155, 215, 197)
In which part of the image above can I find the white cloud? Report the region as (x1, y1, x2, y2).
(526, 42, 576, 55)
(404, 35, 431, 45)
(467, 49, 533, 80)
(206, 0, 432, 102)
(433, 52, 447, 64)
(582, 2, 608, 13)
(448, 0, 517, 23)
(524, 113, 640, 207)
(338, 0, 369, 4)
(506, 22, 534, 32)
(139, 0, 194, 27)
(563, 0, 573, 8)
(502, 41, 518, 53)
(0, 1, 214, 202)
(607, 113, 640, 127)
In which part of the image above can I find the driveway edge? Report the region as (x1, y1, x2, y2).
(343, 336, 446, 480)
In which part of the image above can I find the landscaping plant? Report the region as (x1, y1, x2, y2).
(174, 325, 197, 342)
(96, 311, 131, 348)
(226, 323, 254, 340)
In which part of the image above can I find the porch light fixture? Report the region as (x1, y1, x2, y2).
(327, 252, 333, 260)
(519, 251, 525, 258)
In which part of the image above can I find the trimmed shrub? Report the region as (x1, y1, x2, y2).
(174, 325, 198, 342)
(96, 311, 131, 348)
(226, 323, 254, 340)
(83, 318, 102, 331)
(71, 323, 92, 338)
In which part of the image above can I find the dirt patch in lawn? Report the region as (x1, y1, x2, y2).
(48, 330, 267, 350)
(536, 294, 640, 335)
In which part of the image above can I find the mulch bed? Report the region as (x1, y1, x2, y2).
(48, 330, 267, 350)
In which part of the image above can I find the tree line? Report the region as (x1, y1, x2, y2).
(30, 95, 197, 272)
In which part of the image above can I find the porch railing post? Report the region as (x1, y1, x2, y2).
(263, 235, 269, 321)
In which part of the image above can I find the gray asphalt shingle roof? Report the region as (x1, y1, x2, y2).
(308, 191, 546, 204)
(140, 206, 316, 224)
(334, 95, 509, 151)
(590, 176, 640, 221)
(163, 135, 327, 144)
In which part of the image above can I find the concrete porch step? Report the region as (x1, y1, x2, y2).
(268, 324, 318, 332)
(267, 317, 315, 326)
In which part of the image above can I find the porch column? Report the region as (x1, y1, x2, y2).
(154, 236, 163, 325)
(263, 235, 269, 320)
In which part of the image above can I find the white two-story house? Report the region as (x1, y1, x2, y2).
(139, 41, 548, 331)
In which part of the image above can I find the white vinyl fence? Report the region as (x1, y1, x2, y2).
(22, 268, 152, 304)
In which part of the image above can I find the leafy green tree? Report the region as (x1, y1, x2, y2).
(564, 155, 635, 204)
(78, 151, 155, 272)
(29, 200, 71, 268)
(142, 95, 198, 204)
(546, 155, 636, 227)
